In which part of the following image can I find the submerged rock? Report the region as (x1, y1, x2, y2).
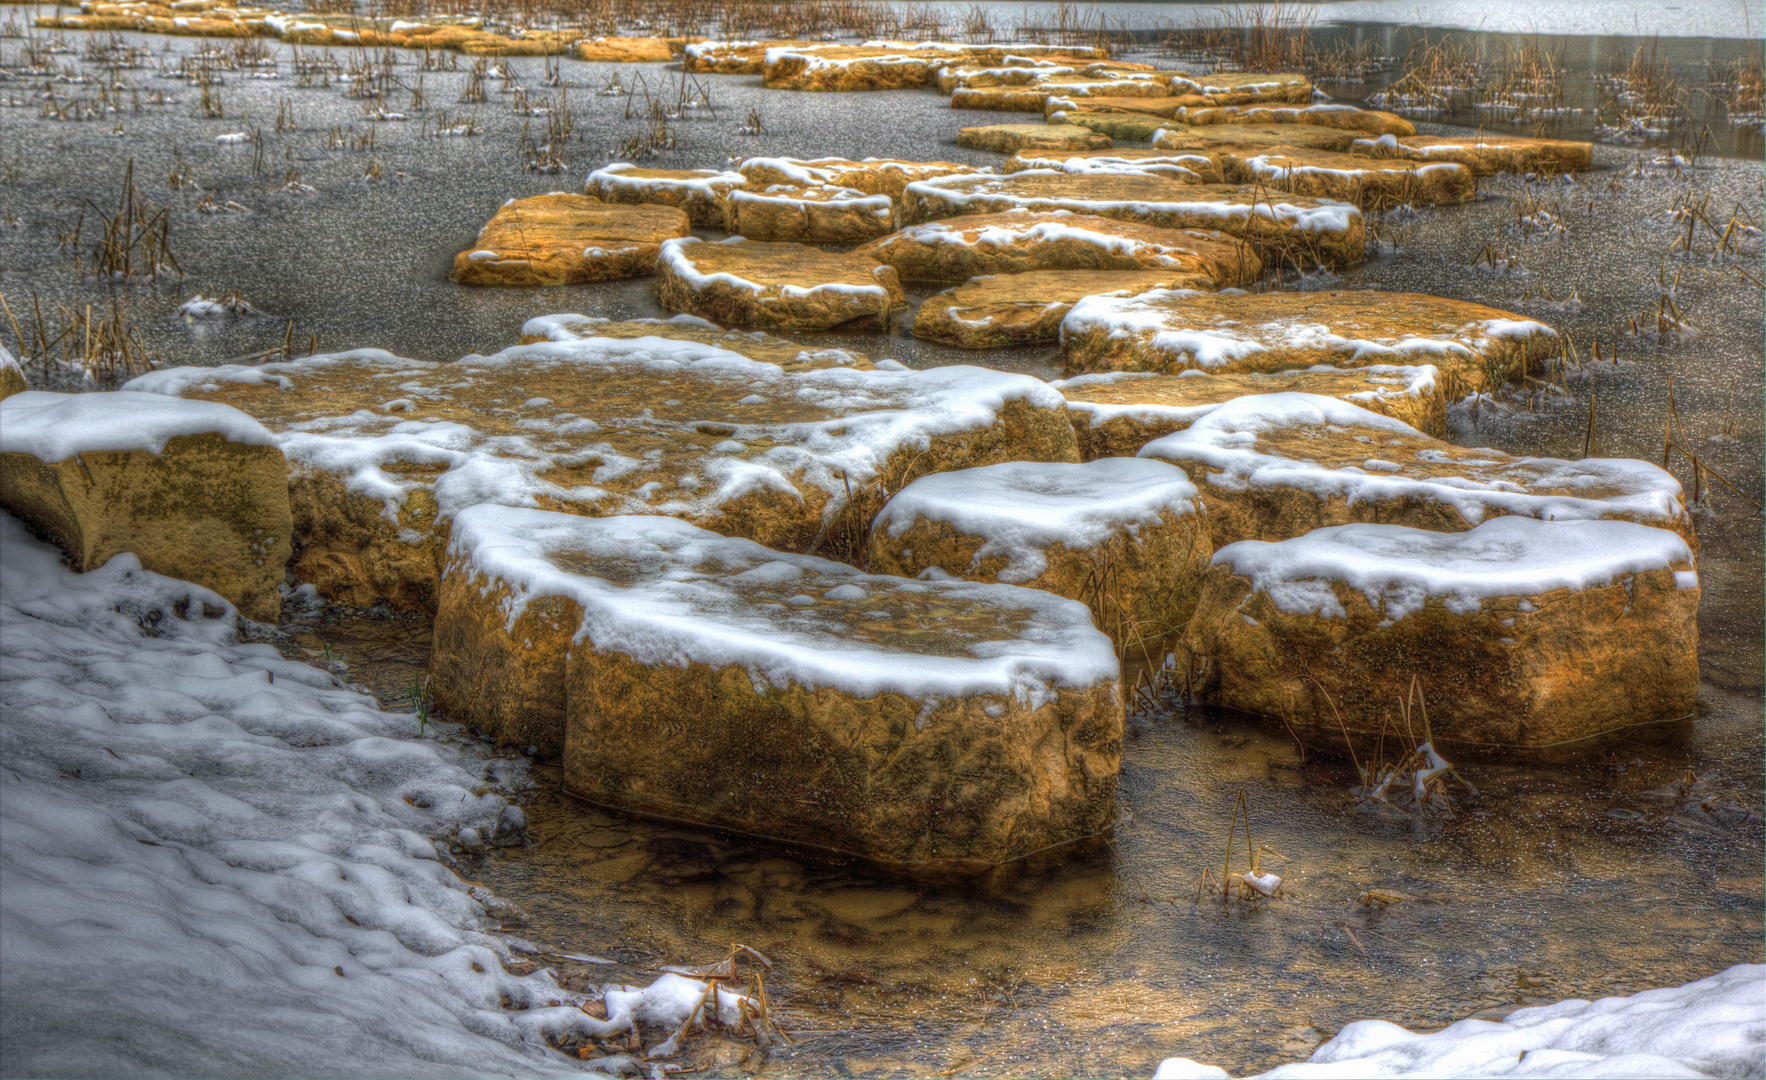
(958, 124, 1114, 154)
(584, 164, 746, 228)
(654, 237, 905, 330)
(1185, 517, 1699, 759)
(449, 194, 689, 287)
(435, 507, 1122, 873)
(868, 458, 1211, 653)
(0, 391, 291, 622)
(914, 269, 1215, 349)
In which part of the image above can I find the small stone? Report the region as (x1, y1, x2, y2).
(457, 826, 487, 854)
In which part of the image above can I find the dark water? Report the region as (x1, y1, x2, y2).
(3, 14, 1762, 1077)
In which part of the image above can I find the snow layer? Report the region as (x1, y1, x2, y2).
(0, 390, 276, 462)
(1210, 516, 1694, 622)
(585, 162, 744, 198)
(1051, 366, 1439, 430)
(875, 458, 1199, 582)
(447, 506, 1119, 705)
(1153, 963, 1764, 1078)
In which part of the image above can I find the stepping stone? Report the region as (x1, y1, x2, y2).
(950, 86, 1052, 112)
(764, 42, 1105, 91)
(1185, 517, 1699, 759)
(656, 237, 905, 330)
(1135, 392, 1695, 549)
(0, 346, 25, 400)
(1053, 365, 1447, 458)
(436, 506, 1123, 870)
(1228, 149, 1475, 210)
(0, 391, 291, 621)
(450, 194, 689, 287)
(867, 459, 1211, 654)
(722, 184, 897, 244)
(584, 164, 746, 228)
(1060, 288, 1561, 389)
(959, 123, 1114, 153)
(935, 58, 1130, 94)
(684, 39, 817, 75)
(1153, 122, 1361, 154)
(517, 314, 875, 372)
(1045, 106, 1180, 142)
(1005, 148, 1222, 184)
(1168, 72, 1313, 105)
(1179, 103, 1415, 137)
(914, 269, 1213, 349)
(1349, 134, 1594, 176)
(1035, 71, 1177, 98)
(1043, 94, 1189, 120)
(572, 36, 675, 62)
(736, 156, 980, 200)
(855, 210, 1262, 284)
(902, 173, 1366, 268)
(125, 325, 1080, 610)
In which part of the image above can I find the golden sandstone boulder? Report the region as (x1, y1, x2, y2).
(721, 184, 897, 244)
(683, 39, 816, 74)
(655, 237, 906, 330)
(584, 164, 746, 228)
(1168, 72, 1313, 105)
(0, 391, 291, 622)
(1179, 103, 1415, 136)
(1135, 393, 1695, 550)
(1053, 365, 1447, 458)
(856, 211, 1262, 284)
(1045, 106, 1182, 142)
(124, 323, 1080, 610)
(1185, 518, 1700, 759)
(950, 86, 1052, 112)
(1005, 148, 1223, 184)
(449, 194, 689, 287)
(1226, 149, 1475, 211)
(573, 36, 675, 62)
(937, 58, 1150, 94)
(515, 313, 876, 371)
(867, 459, 1211, 653)
(1153, 122, 1361, 155)
(1059, 288, 1562, 389)
(736, 157, 979, 200)
(1349, 134, 1594, 176)
(901, 173, 1365, 268)
(958, 124, 1114, 153)
(434, 507, 1123, 873)
(914, 269, 1215, 349)
(762, 42, 1105, 91)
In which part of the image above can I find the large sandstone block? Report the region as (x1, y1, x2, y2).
(914, 269, 1214, 349)
(435, 506, 1123, 873)
(1349, 134, 1594, 176)
(1045, 106, 1181, 142)
(1043, 95, 1189, 120)
(901, 172, 1365, 268)
(1227, 150, 1475, 210)
(1059, 288, 1561, 388)
(683, 39, 816, 74)
(867, 459, 1211, 653)
(950, 86, 1051, 112)
(1179, 103, 1415, 136)
(721, 184, 897, 244)
(572, 36, 675, 62)
(1168, 72, 1313, 105)
(125, 325, 1080, 610)
(958, 124, 1114, 154)
(1152, 122, 1361, 155)
(735, 156, 979, 200)
(1005, 148, 1223, 184)
(1054, 365, 1446, 458)
(449, 194, 689, 287)
(857, 211, 1262, 284)
(655, 237, 905, 329)
(1185, 518, 1699, 759)
(1135, 393, 1694, 549)
(584, 164, 746, 228)
(0, 391, 292, 621)
(937, 58, 1149, 94)
(763, 42, 1105, 91)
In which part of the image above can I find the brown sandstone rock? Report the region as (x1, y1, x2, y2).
(1045, 106, 1181, 141)
(1225, 148, 1475, 210)
(1043, 95, 1190, 120)
(950, 86, 1051, 112)
(763, 42, 1107, 91)
(584, 164, 746, 228)
(735, 157, 979, 200)
(958, 123, 1115, 154)
(449, 195, 689, 287)
(936, 58, 1152, 94)
(721, 184, 897, 244)
(683, 40, 816, 74)
(1005, 147, 1222, 184)
(1180, 103, 1415, 136)
(1168, 72, 1313, 105)
(655, 238, 906, 330)
(1152, 122, 1361, 155)
(573, 36, 674, 62)
(1348, 134, 1594, 176)
(516, 315, 876, 372)
(914, 269, 1214, 349)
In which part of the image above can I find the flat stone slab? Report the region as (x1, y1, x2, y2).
(516, 314, 875, 372)
(1053, 365, 1446, 458)
(868, 458, 1211, 653)
(1349, 134, 1594, 176)
(683, 39, 817, 74)
(764, 42, 1105, 91)
(1046, 106, 1181, 142)
(855, 210, 1262, 284)
(584, 164, 746, 228)
(1228, 149, 1474, 210)
(736, 156, 979, 200)
(721, 184, 897, 244)
(1179, 103, 1415, 136)
(902, 173, 1365, 268)
(1044, 95, 1189, 120)
(950, 86, 1052, 112)
(1005, 148, 1223, 184)
(1186, 517, 1699, 759)
(1060, 288, 1561, 389)
(1153, 123, 1362, 155)
(1168, 72, 1313, 105)
(0, 391, 291, 621)
(656, 237, 906, 329)
(959, 124, 1114, 154)
(124, 324, 1080, 611)
(450, 194, 689, 287)
(573, 36, 675, 61)
(1135, 392, 1694, 550)
(435, 506, 1122, 872)
(937, 59, 1153, 94)
(914, 269, 1214, 349)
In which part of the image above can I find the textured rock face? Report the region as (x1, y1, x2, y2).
(584, 164, 746, 228)
(736, 157, 978, 200)
(0, 393, 292, 622)
(1153, 122, 1361, 155)
(721, 184, 897, 244)
(914, 269, 1215, 349)
(1349, 134, 1595, 176)
(0, 347, 25, 400)
(1044, 94, 1190, 120)
(125, 325, 1080, 609)
(937, 59, 1152, 94)
(1168, 72, 1313, 105)
(573, 36, 675, 61)
(902, 173, 1365, 268)
(1227, 150, 1475, 210)
(1185, 518, 1700, 759)
(958, 124, 1114, 153)
(655, 237, 906, 330)
(1045, 107, 1180, 141)
(433, 507, 1124, 873)
(867, 459, 1212, 653)
(762, 42, 1105, 91)
(1179, 104, 1415, 136)
(683, 39, 816, 74)
(856, 211, 1262, 284)
(1059, 288, 1561, 390)
(1054, 365, 1447, 458)
(1135, 393, 1694, 550)
(449, 195, 689, 287)
(950, 86, 1052, 111)
(1005, 148, 1222, 184)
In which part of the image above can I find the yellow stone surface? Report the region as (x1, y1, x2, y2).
(1168, 72, 1313, 105)
(914, 269, 1214, 349)
(763, 42, 1106, 91)
(721, 184, 898, 244)
(1349, 134, 1595, 176)
(1228, 148, 1475, 210)
(1179, 104, 1415, 136)
(655, 238, 906, 330)
(1005, 148, 1223, 184)
(584, 165, 746, 228)
(736, 157, 978, 200)
(958, 124, 1115, 153)
(449, 194, 688, 287)
(1152, 122, 1361, 155)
